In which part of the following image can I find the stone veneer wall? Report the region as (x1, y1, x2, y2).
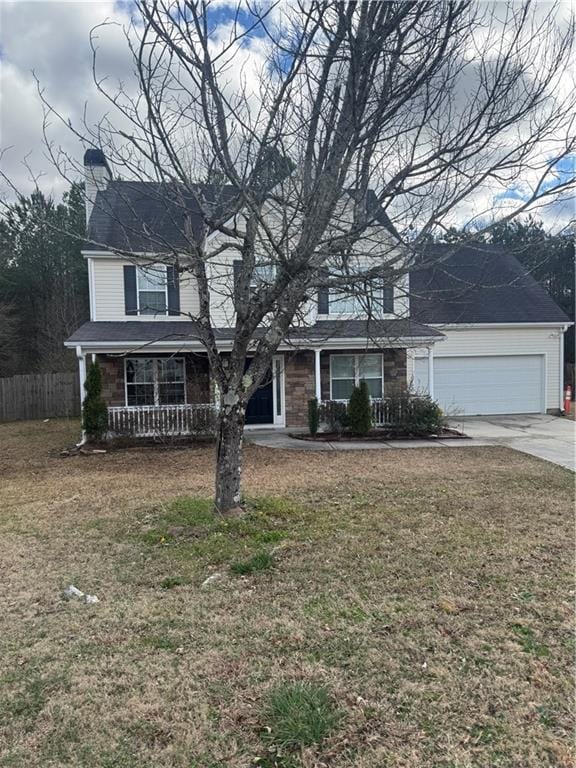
(319, 349, 407, 400)
(98, 355, 125, 406)
(97, 353, 210, 407)
(284, 350, 316, 428)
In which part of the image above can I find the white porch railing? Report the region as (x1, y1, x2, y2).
(107, 404, 217, 438)
(321, 396, 422, 427)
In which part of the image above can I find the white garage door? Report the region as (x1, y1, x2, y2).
(414, 355, 545, 416)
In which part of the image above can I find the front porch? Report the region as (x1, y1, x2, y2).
(84, 345, 437, 439)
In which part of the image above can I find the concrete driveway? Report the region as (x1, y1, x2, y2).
(450, 414, 575, 471)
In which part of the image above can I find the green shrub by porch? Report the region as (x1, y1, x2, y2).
(405, 395, 444, 435)
(347, 380, 372, 435)
(307, 397, 320, 436)
(386, 390, 445, 435)
(82, 361, 108, 441)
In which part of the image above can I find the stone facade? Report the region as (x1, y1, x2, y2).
(284, 350, 316, 428)
(96, 347, 407, 428)
(98, 354, 125, 406)
(97, 352, 210, 407)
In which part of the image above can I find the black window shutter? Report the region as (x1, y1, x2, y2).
(382, 284, 394, 314)
(233, 260, 243, 305)
(167, 266, 180, 316)
(123, 265, 138, 316)
(318, 269, 329, 314)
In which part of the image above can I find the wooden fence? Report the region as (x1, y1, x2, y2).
(0, 372, 80, 422)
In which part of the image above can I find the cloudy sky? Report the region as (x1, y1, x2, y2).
(0, 0, 574, 231)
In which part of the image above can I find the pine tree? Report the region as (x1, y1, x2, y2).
(82, 361, 108, 442)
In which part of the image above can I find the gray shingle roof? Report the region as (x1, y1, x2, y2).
(86, 182, 399, 252)
(410, 244, 570, 325)
(87, 182, 239, 252)
(66, 318, 442, 346)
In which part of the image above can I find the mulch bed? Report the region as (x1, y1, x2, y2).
(291, 427, 468, 442)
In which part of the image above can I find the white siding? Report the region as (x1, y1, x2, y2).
(203, 200, 408, 328)
(407, 326, 564, 411)
(90, 258, 199, 321)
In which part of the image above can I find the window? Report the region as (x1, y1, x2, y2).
(330, 354, 383, 400)
(252, 263, 276, 287)
(328, 279, 395, 316)
(137, 265, 167, 315)
(329, 291, 365, 315)
(126, 358, 185, 405)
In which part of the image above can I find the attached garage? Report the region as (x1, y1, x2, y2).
(414, 354, 545, 416)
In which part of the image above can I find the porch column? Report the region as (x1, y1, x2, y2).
(427, 345, 435, 400)
(314, 348, 322, 401)
(76, 346, 87, 443)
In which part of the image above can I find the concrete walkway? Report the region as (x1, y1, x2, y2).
(245, 414, 575, 471)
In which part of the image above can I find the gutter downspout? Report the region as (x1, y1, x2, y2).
(559, 326, 566, 412)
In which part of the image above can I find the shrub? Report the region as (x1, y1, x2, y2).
(347, 380, 372, 435)
(262, 681, 341, 750)
(307, 397, 320, 436)
(82, 361, 108, 441)
(385, 390, 445, 436)
(406, 396, 445, 435)
(321, 400, 348, 434)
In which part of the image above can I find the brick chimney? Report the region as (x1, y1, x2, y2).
(83, 148, 111, 227)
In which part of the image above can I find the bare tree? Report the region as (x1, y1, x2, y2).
(3, 0, 574, 512)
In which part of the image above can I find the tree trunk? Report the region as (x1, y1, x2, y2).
(214, 400, 246, 514)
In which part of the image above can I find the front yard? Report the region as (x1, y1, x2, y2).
(0, 419, 573, 767)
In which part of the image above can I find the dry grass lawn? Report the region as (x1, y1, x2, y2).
(0, 418, 574, 768)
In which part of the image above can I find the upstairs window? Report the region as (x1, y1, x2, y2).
(137, 265, 167, 315)
(125, 357, 186, 405)
(319, 275, 395, 316)
(330, 353, 383, 400)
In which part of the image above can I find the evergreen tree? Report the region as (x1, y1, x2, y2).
(0, 183, 88, 376)
(347, 381, 372, 435)
(82, 361, 108, 441)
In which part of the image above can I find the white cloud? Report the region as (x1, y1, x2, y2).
(0, 0, 573, 233)
(0, 0, 132, 199)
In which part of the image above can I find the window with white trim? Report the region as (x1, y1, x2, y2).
(137, 265, 167, 315)
(330, 353, 383, 400)
(125, 358, 186, 405)
(328, 276, 394, 316)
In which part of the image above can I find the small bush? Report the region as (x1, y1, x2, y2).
(307, 397, 320, 436)
(321, 400, 348, 433)
(347, 381, 372, 435)
(82, 361, 108, 441)
(230, 550, 274, 575)
(406, 395, 444, 435)
(262, 681, 341, 750)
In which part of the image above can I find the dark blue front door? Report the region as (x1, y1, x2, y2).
(245, 365, 273, 425)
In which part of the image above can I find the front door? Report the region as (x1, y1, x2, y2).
(245, 365, 274, 425)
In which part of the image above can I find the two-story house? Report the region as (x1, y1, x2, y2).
(65, 150, 571, 436)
